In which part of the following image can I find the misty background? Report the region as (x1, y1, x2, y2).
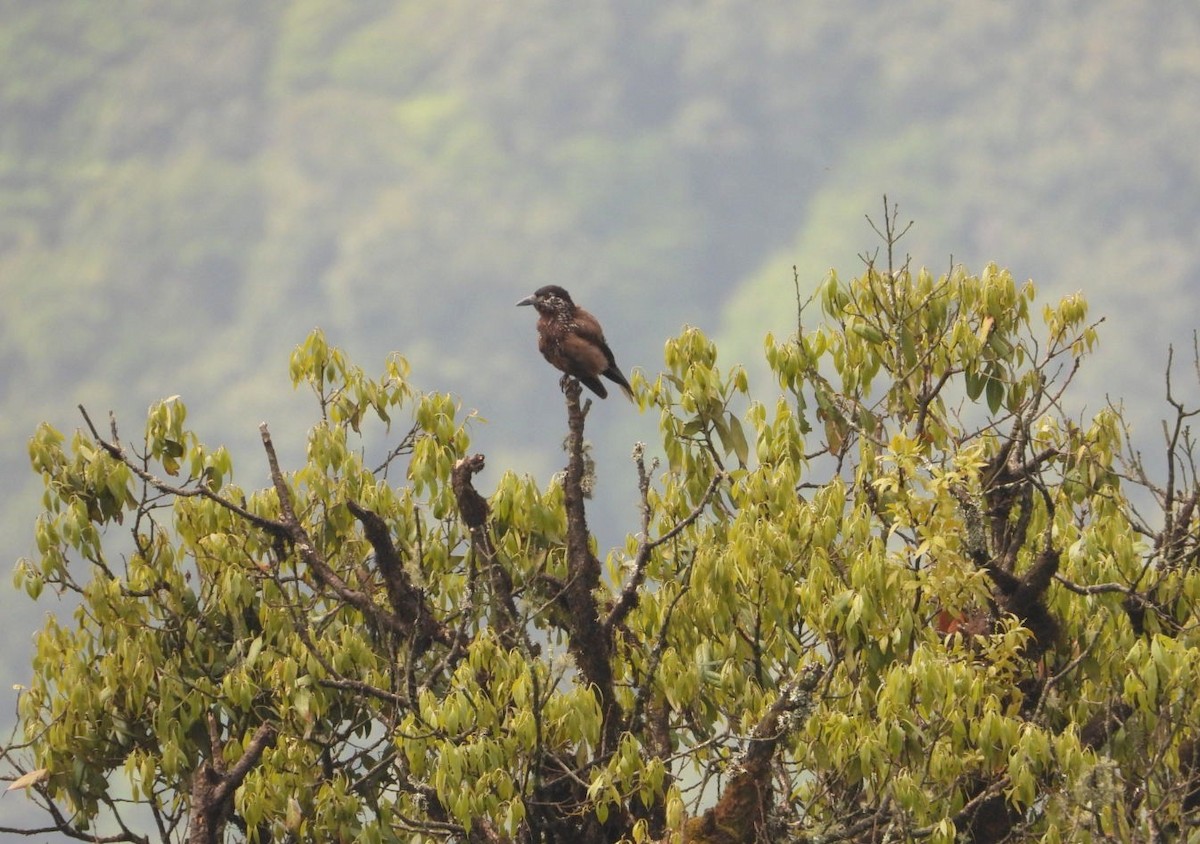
(2, 1, 1198, 830)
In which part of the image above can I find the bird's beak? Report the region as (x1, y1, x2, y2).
(515, 294, 536, 307)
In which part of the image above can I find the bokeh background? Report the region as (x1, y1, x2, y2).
(2, 1, 1198, 830)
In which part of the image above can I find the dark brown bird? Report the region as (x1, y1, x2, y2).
(516, 285, 634, 400)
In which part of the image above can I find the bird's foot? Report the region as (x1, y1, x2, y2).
(558, 375, 586, 409)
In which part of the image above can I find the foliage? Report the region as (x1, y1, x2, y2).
(4, 5, 1200, 704)
(5, 222, 1200, 842)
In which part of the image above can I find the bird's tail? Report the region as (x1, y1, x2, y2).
(607, 367, 635, 402)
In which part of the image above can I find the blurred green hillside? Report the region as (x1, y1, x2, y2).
(2, 0, 1197, 729)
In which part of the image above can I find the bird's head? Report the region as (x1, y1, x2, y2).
(516, 285, 575, 317)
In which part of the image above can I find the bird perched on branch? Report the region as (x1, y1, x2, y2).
(516, 285, 634, 400)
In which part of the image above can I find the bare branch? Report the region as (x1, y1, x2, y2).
(346, 499, 450, 654)
(258, 423, 415, 640)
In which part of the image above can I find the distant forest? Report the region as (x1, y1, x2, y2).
(2, 1, 1198, 687)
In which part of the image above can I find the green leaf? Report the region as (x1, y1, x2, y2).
(964, 370, 984, 401)
(985, 375, 1004, 414)
(727, 415, 750, 467)
(712, 416, 732, 457)
(852, 321, 885, 344)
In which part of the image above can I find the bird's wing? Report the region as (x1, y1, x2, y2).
(575, 308, 634, 401)
(572, 309, 619, 368)
(558, 328, 612, 375)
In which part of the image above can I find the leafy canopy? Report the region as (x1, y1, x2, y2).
(5, 238, 1200, 843)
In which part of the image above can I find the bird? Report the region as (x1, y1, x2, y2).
(516, 285, 634, 400)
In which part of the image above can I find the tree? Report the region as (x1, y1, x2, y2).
(5, 213, 1200, 843)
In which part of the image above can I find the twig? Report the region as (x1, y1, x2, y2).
(605, 457, 723, 635)
(78, 405, 288, 538)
